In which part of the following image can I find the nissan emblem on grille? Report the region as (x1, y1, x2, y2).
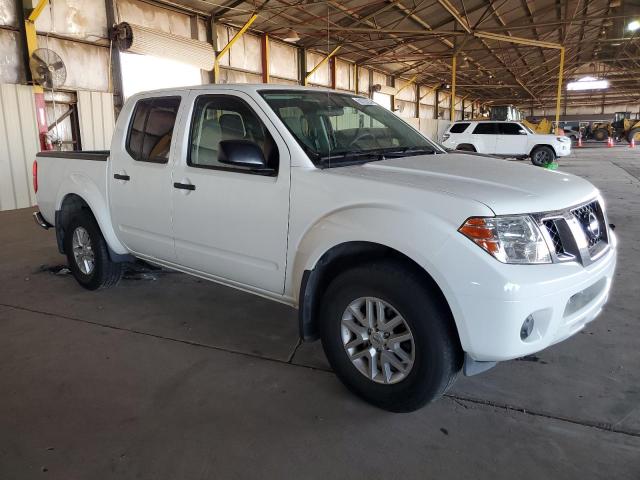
(586, 212, 600, 240)
(572, 200, 606, 251)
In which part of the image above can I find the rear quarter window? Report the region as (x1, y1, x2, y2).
(449, 122, 470, 133)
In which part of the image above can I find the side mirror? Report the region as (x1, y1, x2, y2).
(518, 129, 528, 135)
(218, 140, 274, 174)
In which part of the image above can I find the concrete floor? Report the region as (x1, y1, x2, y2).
(1, 147, 639, 479)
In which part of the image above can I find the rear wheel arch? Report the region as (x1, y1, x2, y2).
(298, 241, 461, 349)
(455, 143, 476, 152)
(57, 194, 131, 263)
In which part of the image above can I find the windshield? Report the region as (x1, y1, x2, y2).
(259, 90, 442, 167)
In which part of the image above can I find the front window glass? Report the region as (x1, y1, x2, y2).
(259, 90, 441, 167)
(189, 95, 278, 173)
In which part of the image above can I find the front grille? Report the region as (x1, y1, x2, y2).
(571, 201, 606, 251)
(535, 199, 609, 266)
(543, 219, 565, 255)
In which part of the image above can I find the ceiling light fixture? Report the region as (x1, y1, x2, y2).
(628, 20, 640, 31)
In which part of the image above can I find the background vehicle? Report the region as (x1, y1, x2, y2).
(611, 111, 640, 143)
(442, 120, 571, 166)
(33, 85, 616, 412)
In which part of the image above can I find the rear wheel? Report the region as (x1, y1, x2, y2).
(319, 261, 462, 412)
(64, 212, 122, 290)
(530, 146, 555, 167)
(626, 128, 640, 144)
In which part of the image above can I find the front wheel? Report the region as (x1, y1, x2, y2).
(530, 146, 556, 167)
(319, 261, 462, 412)
(627, 128, 640, 144)
(64, 212, 123, 290)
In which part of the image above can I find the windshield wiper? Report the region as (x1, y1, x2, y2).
(318, 150, 385, 165)
(378, 147, 437, 158)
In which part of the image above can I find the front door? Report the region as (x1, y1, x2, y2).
(171, 91, 291, 294)
(109, 94, 183, 261)
(495, 122, 529, 155)
(470, 122, 498, 153)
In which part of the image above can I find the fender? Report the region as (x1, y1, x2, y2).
(55, 172, 128, 255)
(530, 143, 558, 157)
(287, 203, 488, 348)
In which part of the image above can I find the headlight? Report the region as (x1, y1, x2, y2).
(458, 215, 551, 264)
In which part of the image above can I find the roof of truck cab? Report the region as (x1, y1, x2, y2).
(130, 83, 349, 96)
(452, 120, 523, 123)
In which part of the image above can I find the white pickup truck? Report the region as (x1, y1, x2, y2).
(33, 85, 616, 412)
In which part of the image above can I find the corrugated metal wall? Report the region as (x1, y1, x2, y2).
(77, 91, 115, 150)
(0, 84, 39, 211)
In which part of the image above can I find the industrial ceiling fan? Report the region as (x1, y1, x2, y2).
(29, 48, 67, 89)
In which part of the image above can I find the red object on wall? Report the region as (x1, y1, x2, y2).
(33, 92, 51, 151)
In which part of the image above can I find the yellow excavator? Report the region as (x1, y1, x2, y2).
(612, 112, 640, 143)
(521, 118, 554, 134)
(486, 105, 558, 135)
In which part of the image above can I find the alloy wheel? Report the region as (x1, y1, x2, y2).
(340, 297, 415, 384)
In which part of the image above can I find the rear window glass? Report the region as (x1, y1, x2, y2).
(449, 122, 470, 133)
(472, 123, 497, 134)
(127, 97, 181, 163)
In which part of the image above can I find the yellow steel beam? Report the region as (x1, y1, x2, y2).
(214, 13, 258, 83)
(304, 45, 341, 86)
(450, 54, 456, 121)
(27, 0, 49, 22)
(395, 74, 417, 95)
(555, 47, 565, 135)
(25, 0, 49, 93)
(474, 31, 562, 50)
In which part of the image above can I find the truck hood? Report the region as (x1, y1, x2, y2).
(328, 152, 598, 215)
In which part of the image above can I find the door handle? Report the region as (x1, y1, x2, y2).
(173, 182, 196, 191)
(114, 173, 130, 181)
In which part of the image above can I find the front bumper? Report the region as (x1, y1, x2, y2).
(556, 142, 571, 156)
(437, 231, 617, 362)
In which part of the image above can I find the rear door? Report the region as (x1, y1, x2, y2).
(470, 122, 498, 153)
(109, 93, 184, 261)
(170, 91, 291, 294)
(495, 122, 529, 155)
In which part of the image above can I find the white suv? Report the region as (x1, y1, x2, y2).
(442, 120, 572, 166)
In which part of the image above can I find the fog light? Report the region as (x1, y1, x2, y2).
(520, 315, 534, 340)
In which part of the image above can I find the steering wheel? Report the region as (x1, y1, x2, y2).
(348, 132, 378, 148)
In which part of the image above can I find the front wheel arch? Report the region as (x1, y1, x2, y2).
(298, 241, 460, 349)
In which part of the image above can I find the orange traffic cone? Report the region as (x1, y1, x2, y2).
(630, 138, 636, 149)
(577, 136, 583, 147)
(607, 137, 614, 147)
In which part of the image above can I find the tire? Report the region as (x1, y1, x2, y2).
(456, 144, 476, 152)
(319, 261, 462, 412)
(626, 128, 640, 144)
(530, 146, 556, 167)
(592, 128, 608, 142)
(64, 211, 123, 290)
